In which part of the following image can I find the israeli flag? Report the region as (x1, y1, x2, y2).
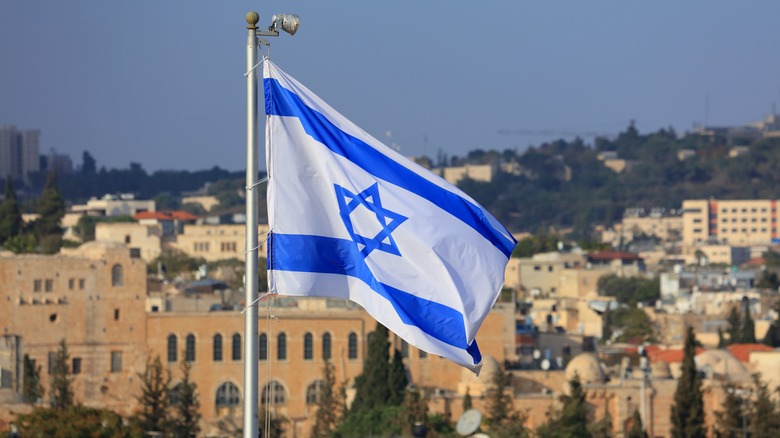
(263, 59, 516, 373)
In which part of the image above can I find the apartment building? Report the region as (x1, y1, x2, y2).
(0, 125, 40, 184)
(682, 199, 779, 246)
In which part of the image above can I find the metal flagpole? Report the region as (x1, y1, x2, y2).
(244, 11, 260, 438)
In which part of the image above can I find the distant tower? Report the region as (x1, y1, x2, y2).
(0, 125, 40, 184)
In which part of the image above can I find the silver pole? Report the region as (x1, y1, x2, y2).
(244, 11, 260, 438)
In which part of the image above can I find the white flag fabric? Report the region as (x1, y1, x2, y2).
(263, 59, 516, 373)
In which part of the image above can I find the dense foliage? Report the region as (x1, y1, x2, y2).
(597, 274, 660, 305)
(602, 306, 656, 344)
(670, 326, 706, 438)
(455, 127, 780, 233)
(537, 374, 593, 438)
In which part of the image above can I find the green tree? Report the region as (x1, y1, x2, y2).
(740, 297, 756, 343)
(627, 410, 648, 438)
(748, 374, 780, 438)
(3, 233, 36, 254)
(485, 365, 514, 427)
(726, 307, 741, 345)
(311, 360, 341, 438)
(33, 172, 65, 254)
(351, 323, 392, 412)
(670, 326, 706, 438)
(135, 355, 171, 435)
(537, 374, 591, 438)
(49, 339, 74, 410)
(597, 275, 659, 305)
(403, 386, 428, 436)
(0, 178, 23, 245)
(462, 388, 473, 411)
(15, 405, 133, 437)
(762, 301, 780, 347)
(171, 359, 201, 438)
(387, 348, 408, 406)
(22, 353, 44, 404)
(588, 413, 612, 438)
(714, 384, 746, 438)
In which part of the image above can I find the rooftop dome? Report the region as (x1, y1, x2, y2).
(565, 353, 606, 384)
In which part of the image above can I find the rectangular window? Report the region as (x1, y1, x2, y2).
(533, 266, 541, 271)
(72, 357, 82, 375)
(34, 279, 42, 292)
(45, 279, 53, 292)
(110, 351, 122, 372)
(79, 279, 85, 289)
(114, 309, 120, 321)
(693, 218, 702, 223)
(68, 279, 75, 290)
(48, 352, 56, 374)
(693, 228, 702, 233)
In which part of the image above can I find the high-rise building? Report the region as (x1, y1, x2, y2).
(682, 199, 779, 246)
(0, 125, 40, 184)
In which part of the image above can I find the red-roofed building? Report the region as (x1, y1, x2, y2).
(134, 210, 198, 237)
(726, 343, 773, 363)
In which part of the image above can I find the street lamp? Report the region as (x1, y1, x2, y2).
(243, 10, 299, 438)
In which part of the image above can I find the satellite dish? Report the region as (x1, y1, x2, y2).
(541, 359, 551, 371)
(456, 409, 482, 436)
(533, 349, 541, 360)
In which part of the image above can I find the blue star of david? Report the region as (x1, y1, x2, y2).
(334, 183, 408, 257)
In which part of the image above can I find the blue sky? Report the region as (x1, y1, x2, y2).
(2, 1, 779, 171)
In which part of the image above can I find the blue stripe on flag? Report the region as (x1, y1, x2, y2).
(264, 78, 515, 258)
(269, 232, 482, 364)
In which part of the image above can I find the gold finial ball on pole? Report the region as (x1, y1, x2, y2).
(246, 11, 260, 28)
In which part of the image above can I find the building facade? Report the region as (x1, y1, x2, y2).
(682, 199, 779, 247)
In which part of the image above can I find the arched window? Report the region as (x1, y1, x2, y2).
(111, 264, 123, 286)
(232, 333, 241, 361)
(322, 333, 332, 361)
(185, 334, 196, 362)
(259, 333, 267, 361)
(261, 380, 286, 406)
(213, 334, 223, 362)
(303, 333, 313, 360)
(167, 334, 178, 363)
(277, 333, 287, 360)
(348, 332, 358, 359)
(216, 382, 241, 408)
(306, 380, 324, 405)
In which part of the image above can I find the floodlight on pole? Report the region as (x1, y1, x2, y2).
(243, 10, 298, 438)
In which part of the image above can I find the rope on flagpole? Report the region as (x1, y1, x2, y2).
(246, 176, 268, 191)
(244, 55, 268, 78)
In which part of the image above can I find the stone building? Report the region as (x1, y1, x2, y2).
(0, 242, 148, 416)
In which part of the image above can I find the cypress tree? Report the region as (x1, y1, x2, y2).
(311, 360, 340, 438)
(462, 388, 473, 411)
(387, 349, 408, 406)
(740, 297, 756, 343)
(748, 374, 780, 438)
(762, 302, 780, 347)
(22, 354, 44, 404)
(537, 374, 591, 438)
(714, 384, 746, 438)
(49, 339, 74, 410)
(0, 178, 23, 245)
(34, 172, 65, 254)
(485, 365, 514, 427)
(136, 355, 172, 434)
(171, 359, 201, 438)
(627, 410, 648, 438)
(351, 323, 391, 412)
(670, 326, 706, 438)
(726, 307, 740, 345)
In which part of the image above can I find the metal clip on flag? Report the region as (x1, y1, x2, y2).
(263, 59, 516, 374)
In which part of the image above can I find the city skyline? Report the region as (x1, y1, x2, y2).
(2, 1, 780, 172)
